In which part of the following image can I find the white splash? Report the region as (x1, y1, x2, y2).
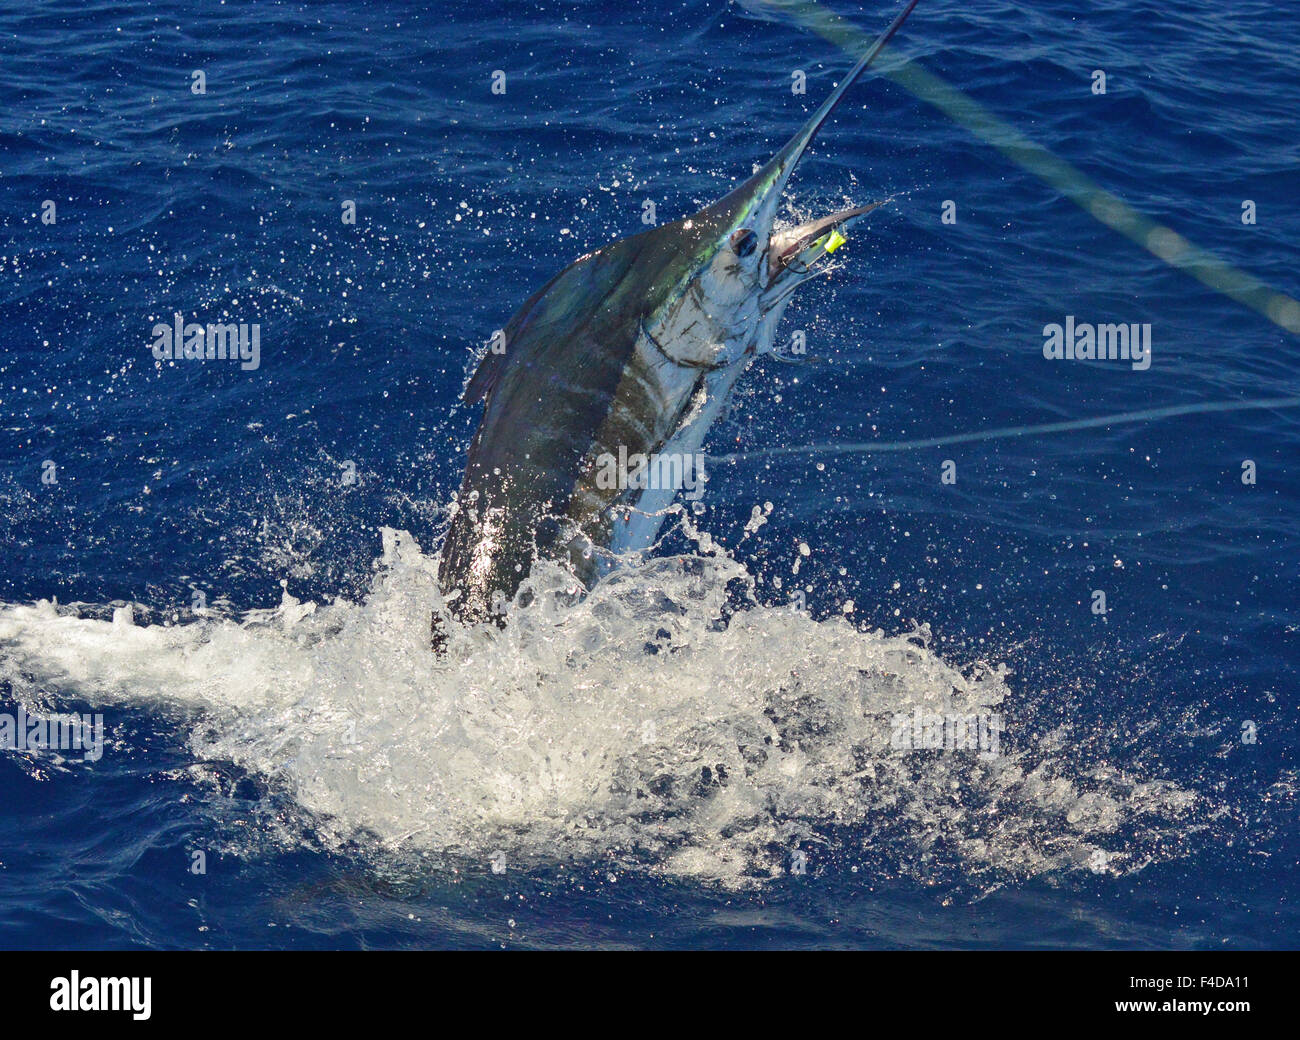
(0, 526, 1199, 886)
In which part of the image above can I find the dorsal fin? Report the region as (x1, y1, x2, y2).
(461, 263, 570, 406)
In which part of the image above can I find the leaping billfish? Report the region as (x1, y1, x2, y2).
(436, 0, 921, 639)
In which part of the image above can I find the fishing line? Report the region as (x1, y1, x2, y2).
(710, 394, 1300, 463)
(754, 0, 1300, 338)
(713, 3, 1300, 465)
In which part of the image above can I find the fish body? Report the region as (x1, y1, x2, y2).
(437, 0, 920, 629)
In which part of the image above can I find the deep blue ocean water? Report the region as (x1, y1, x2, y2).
(0, 0, 1296, 949)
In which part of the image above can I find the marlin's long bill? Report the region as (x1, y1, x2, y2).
(435, 0, 921, 638)
(742, 0, 919, 229)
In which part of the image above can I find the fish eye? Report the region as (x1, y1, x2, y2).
(730, 227, 757, 258)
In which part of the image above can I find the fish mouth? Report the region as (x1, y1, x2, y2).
(760, 200, 883, 305)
